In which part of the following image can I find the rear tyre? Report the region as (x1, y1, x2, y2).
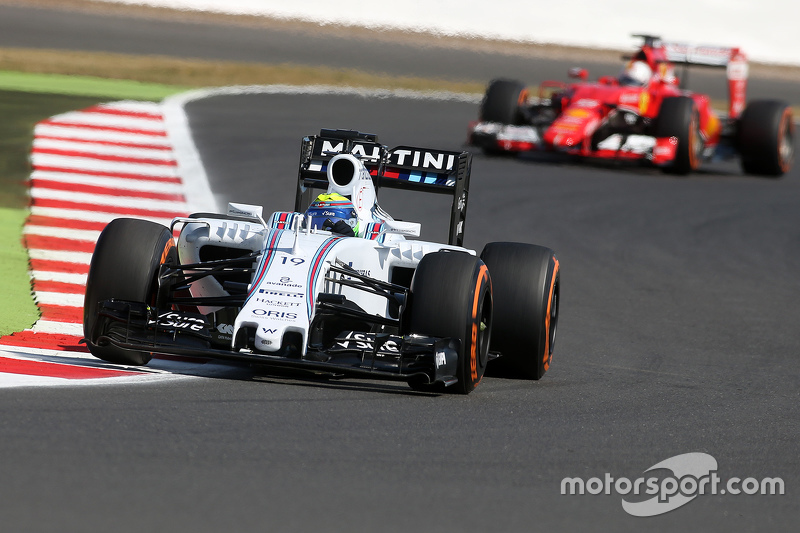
(406, 251, 492, 394)
(655, 96, 703, 175)
(480, 78, 527, 124)
(480, 242, 559, 380)
(83, 218, 178, 366)
(738, 100, 794, 176)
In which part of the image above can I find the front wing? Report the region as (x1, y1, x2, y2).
(469, 121, 681, 165)
(87, 300, 460, 386)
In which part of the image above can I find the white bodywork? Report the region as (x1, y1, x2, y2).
(174, 153, 472, 355)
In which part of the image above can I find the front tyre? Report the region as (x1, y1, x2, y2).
(655, 96, 703, 175)
(407, 251, 492, 394)
(83, 218, 178, 366)
(480, 78, 527, 125)
(738, 100, 794, 177)
(480, 242, 559, 380)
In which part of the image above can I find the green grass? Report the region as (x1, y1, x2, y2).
(0, 48, 484, 96)
(0, 207, 41, 334)
(0, 71, 193, 100)
(0, 89, 129, 335)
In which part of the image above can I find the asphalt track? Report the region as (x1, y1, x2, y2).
(1, 4, 799, 532)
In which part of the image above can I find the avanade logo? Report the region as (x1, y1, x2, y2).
(561, 452, 784, 517)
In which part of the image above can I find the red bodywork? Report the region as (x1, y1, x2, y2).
(469, 36, 749, 169)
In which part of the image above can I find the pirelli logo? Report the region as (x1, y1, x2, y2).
(257, 289, 304, 299)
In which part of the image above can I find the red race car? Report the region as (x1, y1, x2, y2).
(468, 35, 794, 176)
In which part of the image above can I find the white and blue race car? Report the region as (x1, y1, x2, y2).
(83, 129, 560, 394)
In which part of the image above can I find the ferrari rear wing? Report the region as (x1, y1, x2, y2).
(295, 129, 472, 247)
(629, 34, 748, 119)
(662, 43, 744, 68)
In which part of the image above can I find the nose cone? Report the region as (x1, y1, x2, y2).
(543, 106, 602, 151)
(543, 129, 578, 149)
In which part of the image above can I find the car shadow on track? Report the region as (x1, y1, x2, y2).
(148, 357, 442, 397)
(250, 366, 443, 397)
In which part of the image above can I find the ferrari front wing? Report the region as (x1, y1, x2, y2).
(469, 121, 682, 165)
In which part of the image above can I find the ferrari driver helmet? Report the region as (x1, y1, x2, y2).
(619, 60, 653, 86)
(305, 193, 360, 236)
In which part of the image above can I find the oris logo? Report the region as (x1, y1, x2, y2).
(252, 309, 298, 320)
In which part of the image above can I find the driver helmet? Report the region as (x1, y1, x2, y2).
(619, 60, 653, 86)
(305, 192, 360, 235)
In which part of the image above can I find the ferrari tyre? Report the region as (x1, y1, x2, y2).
(480, 78, 527, 125)
(738, 100, 794, 177)
(480, 242, 559, 380)
(655, 96, 703, 175)
(83, 218, 177, 366)
(407, 251, 492, 394)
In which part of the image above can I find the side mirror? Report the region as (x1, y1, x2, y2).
(568, 68, 589, 81)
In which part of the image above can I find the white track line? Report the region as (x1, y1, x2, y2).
(30, 271, 88, 285)
(31, 321, 84, 336)
(35, 124, 173, 145)
(31, 154, 178, 177)
(163, 93, 219, 213)
(27, 249, 93, 264)
(34, 292, 85, 307)
(43, 111, 167, 131)
(29, 188, 188, 211)
(33, 138, 176, 160)
(29, 206, 175, 226)
(31, 171, 185, 194)
(23, 225, 102, 242)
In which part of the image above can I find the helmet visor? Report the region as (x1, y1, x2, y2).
(306, 206, 358, 233)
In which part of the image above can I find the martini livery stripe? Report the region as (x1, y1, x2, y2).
(363, 222, 386, 242)
(243, 229, 283, 306)
(305, 237, 343, 318)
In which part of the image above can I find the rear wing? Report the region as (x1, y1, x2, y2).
(661, 40, 742, 66)
(629, 34, 748, 118)
(295, 129, 472, 247)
